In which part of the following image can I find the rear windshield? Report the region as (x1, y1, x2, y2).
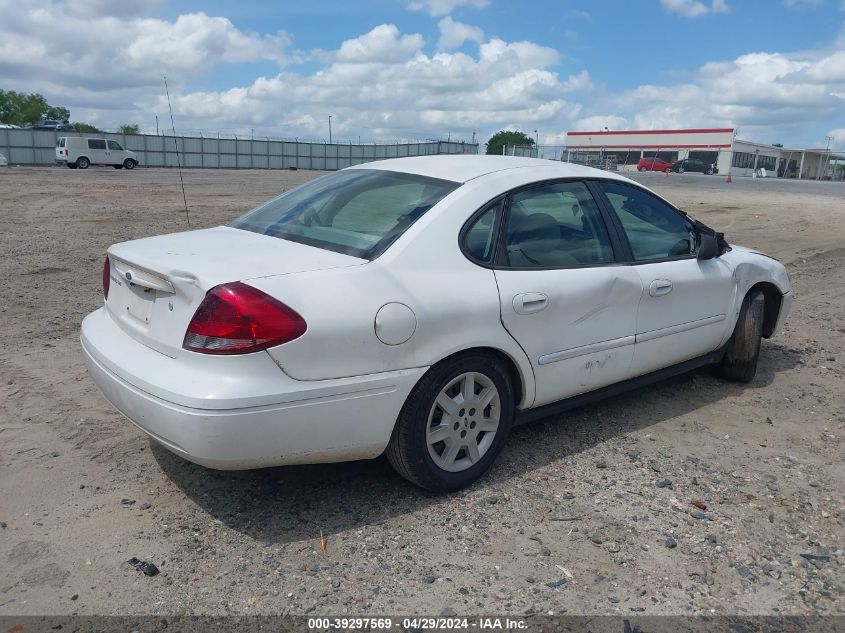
(230, 169, 460, 259)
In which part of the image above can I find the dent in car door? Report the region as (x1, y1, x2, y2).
(595, 180, 737, 376)
(490, 181, 643, 407)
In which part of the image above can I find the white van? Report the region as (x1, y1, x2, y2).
(56, 137, 139, 170)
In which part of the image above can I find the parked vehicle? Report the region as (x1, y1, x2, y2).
(0, 123, 22, 129)
(636, 157, 671, 172)
(81, 156, 792, 491)
(30, 119, 74, 131)
(56, 136, 138, 169)
(668, 158, 718, 175)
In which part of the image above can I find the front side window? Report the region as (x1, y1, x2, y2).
(597, 181, 696, 261)
(503, 181, 615, 268)
(230, 169, 459, 259)
(87, 139, 106, 150)
(107, 140, 123, 150)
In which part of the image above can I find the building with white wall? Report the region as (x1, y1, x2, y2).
(564, 128, 840, 179)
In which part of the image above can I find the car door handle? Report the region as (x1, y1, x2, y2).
(513, 293, 548, 314)
(649, 279, 673, 297)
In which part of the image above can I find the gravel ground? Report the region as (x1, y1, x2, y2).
(0, 166, 842, 617)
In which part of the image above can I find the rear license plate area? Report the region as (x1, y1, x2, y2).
(124, 283, 155, 324)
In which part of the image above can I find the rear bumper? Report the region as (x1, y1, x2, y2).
(81, 308, 426, 469)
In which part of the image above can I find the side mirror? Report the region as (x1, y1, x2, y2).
(697, 233, 719, 261)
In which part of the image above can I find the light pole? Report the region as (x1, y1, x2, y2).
(328, 115, 332, 144)
(534, 129, 538, 157)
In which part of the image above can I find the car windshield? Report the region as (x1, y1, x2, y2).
(230, 169, 460, 259)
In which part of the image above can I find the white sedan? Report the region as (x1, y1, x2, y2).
(81, 156, 792, 491)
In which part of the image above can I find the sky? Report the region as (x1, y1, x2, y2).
(1, 0, 844, 149)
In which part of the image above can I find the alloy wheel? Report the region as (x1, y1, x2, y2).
(425, 371, 500, 473)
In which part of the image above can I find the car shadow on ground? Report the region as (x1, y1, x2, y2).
(151, 342, 801, 545)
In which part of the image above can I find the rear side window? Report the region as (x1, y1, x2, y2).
(504, 181, 615, 268)
(230, 169, 459, 259)
(597, 181, 696, 261)
(462, 199, 501, 264)
(87, 139, 106, 150)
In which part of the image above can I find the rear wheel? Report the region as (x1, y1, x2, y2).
(77, 156, 90, 169)
(123, 159, 136, 170)
(720, 290, 765, 382)
(386, 353, 514, 492)
(638, 166, 647, 172)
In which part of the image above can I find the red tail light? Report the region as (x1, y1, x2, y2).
(183, 282, 306, 355)
(102, 256, 111, 300)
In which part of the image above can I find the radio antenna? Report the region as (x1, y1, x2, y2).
(164, 75, 191, 229)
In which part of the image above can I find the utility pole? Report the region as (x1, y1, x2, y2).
(328, 115, 332, 144)
(823, 135, 833, 179)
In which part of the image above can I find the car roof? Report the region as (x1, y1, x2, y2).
(349, 155, 634, 184)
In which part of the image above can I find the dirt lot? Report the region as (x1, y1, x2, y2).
(0, 166, 842, 617)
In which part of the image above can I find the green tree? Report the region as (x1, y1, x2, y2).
(73, 122, 101, 133)
(45, 105, 71, 121)
(0, 89, 70, 126)
(485, 129, 535, 156)
(118, 123, 140, 135)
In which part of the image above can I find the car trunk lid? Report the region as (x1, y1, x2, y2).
(105, 226, 363, 357)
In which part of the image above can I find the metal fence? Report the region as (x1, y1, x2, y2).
(0, 128, 478, 170)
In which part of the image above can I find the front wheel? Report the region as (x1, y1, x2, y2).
(123, 159, 136, 170)
(386, 353, 515, 492)
(678, 166, 685, 174)
(720, 290, 765, 382)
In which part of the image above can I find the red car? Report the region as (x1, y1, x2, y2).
(637, 157, 671, 172)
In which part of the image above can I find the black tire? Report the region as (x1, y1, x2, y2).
(386, 352, 515, 492)
(123, 159, 136, 170)
(720, 290, 765, 382)
(706, 167, 714, 175)
(77, 156, 90, 169)
(678, 166, 685, 174)
(67, 163, 78, 169)
(638, 166, 647, 172)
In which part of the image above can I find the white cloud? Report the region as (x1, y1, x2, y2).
(161, 24, 582, 140)
(573, 115, 630, 132)
(407, 0, 489, 17)
(0, 4, 291, 97)
(661, 0, 729, 18)
(335, 24, 424, 63)
(828, 128, 845, 146)
(602, 46, 845, 143)
(437, 16, 484, 50)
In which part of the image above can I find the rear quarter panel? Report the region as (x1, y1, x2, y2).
(258, 173, 549, 408)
